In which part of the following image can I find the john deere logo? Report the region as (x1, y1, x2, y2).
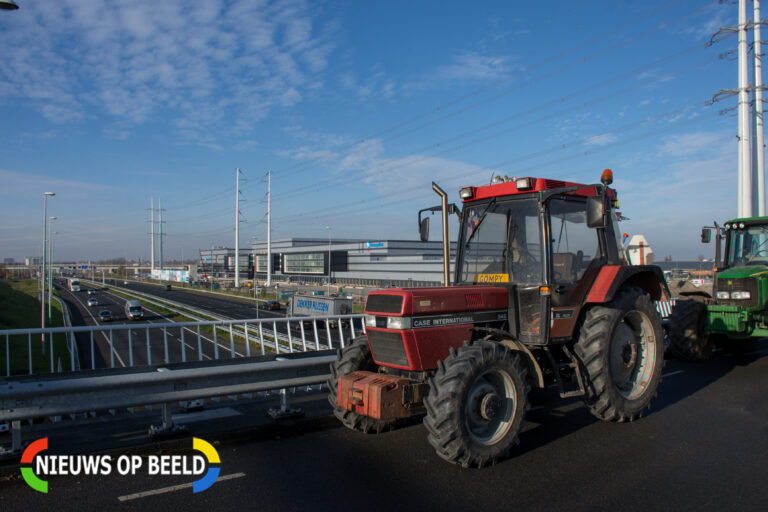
(20, 437, 220, 494)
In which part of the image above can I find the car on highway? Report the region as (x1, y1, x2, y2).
(164, 284, 172, 291)
(87, 289, 96, 296)
(261, 300, 281, 310)
(98, 309, 112, 322)
(87, 297, 99, 307)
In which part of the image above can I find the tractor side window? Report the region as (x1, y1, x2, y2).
(548, 198, 601, 283)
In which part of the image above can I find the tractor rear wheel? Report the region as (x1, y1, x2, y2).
(423, 340, 528, 468)
(668, 299, 716, 361)
(327, 337, 397, 433)
(575, 286, 664, 422)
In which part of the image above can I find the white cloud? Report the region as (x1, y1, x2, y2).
(659, 131, 727, 157)
(434, 51, 518, 81)
(586, 133, 617, 147)
(339, 68, 397, 102)
(0, 169, 114, 198)
(1, 0, 337, 143)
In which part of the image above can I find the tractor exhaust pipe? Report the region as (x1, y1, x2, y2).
(432, 182, 450, 287)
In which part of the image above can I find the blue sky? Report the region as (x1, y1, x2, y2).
(0, 0, 747, 262)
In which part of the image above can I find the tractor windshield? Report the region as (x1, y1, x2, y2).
(727, 224, 768, 266)
(459, 198, 541, 285)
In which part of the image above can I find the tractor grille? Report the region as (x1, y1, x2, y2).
(366, 295, 403, 314)
(367, 330, 409, 367)
(716, 277, 759, 307)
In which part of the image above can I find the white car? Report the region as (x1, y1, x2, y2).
(87, 297, 99, 307)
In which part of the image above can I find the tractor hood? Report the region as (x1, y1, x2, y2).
(717, 264, 768, 280)
(364, 286, 508, 316)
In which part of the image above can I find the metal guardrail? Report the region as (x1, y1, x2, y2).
(0, 351, 336, 453)
(0, 314, 364, 377)
(2, 292, 676, 379)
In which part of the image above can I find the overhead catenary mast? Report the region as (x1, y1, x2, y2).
(235, 168, 240, 288)
(159, 198, 164, 269)
(150, 197, 155, 274)
(267, 170, 272, 287)
(754, 0, 766, 216)
(739, 0, 752, 218)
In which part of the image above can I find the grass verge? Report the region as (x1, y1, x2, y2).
(0, 279, 72, 376)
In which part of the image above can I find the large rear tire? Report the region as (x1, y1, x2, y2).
(575, 286, 664, 422)
(423, 340, 528, 468)
(668, 299, 716, 361)
(327, 336, 397, 434)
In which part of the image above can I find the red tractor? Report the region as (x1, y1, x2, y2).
(329, 170, 668, 467)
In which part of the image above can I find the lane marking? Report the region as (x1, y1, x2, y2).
(117, 472, 245, 502)
(662, 370, 684, 378)
(68, 288, 126, 367)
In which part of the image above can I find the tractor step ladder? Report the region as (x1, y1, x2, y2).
(543, 346, 586, 399)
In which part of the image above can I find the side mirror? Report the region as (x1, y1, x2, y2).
(586, 195, 609, 228)
(419, 216, 430, 242)
(701, 228, 712, 243)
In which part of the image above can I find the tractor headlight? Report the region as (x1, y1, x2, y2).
(516, 177, 532, 190)
(459, 187, 474, 199)
(386, 316, 411, 329)
(730, 291, 751, 300)
(364, 315, 376, 327)
(716, 291, 730, 300)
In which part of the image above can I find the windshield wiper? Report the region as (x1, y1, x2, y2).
(465, 198, 497, 248)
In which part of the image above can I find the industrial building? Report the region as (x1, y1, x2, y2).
(198, 239, 456, 287)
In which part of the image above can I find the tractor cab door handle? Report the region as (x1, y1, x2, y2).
(554, 285, 568, 294)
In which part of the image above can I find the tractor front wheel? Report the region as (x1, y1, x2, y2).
(575, 286, 664, 422)
(327, 337, 397, 434)
(423, 340, 529, 468)
(668, 299, 716, 361)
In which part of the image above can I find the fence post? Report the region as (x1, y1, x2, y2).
(267, 357, 305, 420)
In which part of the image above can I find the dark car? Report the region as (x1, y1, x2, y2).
(261, 300, 281, 310)
(164, 284, 172, 291)
(98, 309, 113, 322)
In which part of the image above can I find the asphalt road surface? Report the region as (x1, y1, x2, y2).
(118, 281, 278, 320)
(2, 345, 767, 512)
(55, 282, 359, 371)
(112, 281, 363, 352)
(56, 284, 221, 369)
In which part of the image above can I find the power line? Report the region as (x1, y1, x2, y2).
(264, 0, 722, 186)
(272, 50, 720, 202)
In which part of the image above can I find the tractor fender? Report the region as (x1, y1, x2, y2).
(499, 338, 546, 389)
(584, 264, 669, 304)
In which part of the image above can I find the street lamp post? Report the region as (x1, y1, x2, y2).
(325, 226, 332, 295)
(41, 192, 55, 338)
(48, 218, 56, 319)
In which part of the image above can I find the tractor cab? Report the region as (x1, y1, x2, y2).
(722, 219, 768, 268)
(451, 174, 623, 345)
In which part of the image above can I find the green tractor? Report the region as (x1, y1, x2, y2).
(669, 217, 768, 360)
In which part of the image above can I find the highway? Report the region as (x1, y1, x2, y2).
(1, 345, 766, 511)
(55, 283, 222, 369)
(116, 281, 281, 320)
(110, 281, 362, 352)
(53, 281, 360, 371)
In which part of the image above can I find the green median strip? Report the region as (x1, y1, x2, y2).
(106, 288, 280, 354)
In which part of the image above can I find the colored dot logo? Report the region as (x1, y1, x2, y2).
(192, 437, 220, 493)
(21, 437, 49, 493)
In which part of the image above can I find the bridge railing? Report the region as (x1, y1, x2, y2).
(0, 314, 365, 378)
